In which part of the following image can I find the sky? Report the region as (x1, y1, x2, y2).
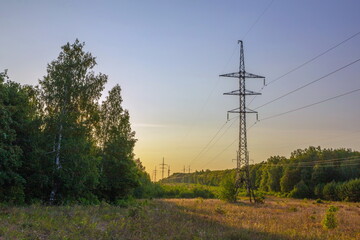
(1, 0, 360, 179)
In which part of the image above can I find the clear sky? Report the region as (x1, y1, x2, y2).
(1, 0, 360, 178)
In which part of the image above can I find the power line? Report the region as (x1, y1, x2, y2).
(264, 157, 360, 166)
(260, 87, 360, 121)
(189, 120, 230, 165)
(200, 138, 237, 169)
(199, 87, 360, 170)
(207, 118, 238, 149)
(221, 0, 275, 73)
(189, 117, 240, 166)
(165, 158, 360, 182)
(242, 0, 275, 40)
(263, 159, 360, 168)
(200, 121, 258, 169)
(253, 57, 360, 110)
(202, 82, 360, 168)
(266, 30, 360, 86)
(179, 1, 275, 173)
(247, 30, 360, 106)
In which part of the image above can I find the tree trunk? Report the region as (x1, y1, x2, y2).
(49, 123, 63, 203)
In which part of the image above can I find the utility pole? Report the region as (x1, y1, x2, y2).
(183, 165, 186, 183)
(188, 165, 191, 184)
(159, 157, 167, 180)
(220, 40, 265, 202)
(153, 166, 157, 182)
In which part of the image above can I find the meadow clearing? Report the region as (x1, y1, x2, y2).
(0, 197, 359, 240)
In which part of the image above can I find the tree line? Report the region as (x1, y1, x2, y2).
(0, 40, 153, 204)
(162, 146, 360, 201)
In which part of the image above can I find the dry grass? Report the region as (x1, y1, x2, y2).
(0, 197, 359, 239)
(163, 197, 360, 240)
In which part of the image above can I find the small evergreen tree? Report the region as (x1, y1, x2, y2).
(219, 172, 238, 202)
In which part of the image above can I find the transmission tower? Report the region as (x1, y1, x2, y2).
(159, 157, 167, 180)
(153, 166, 157, 182)
(183, 165, 186, 183)
(220, 40, 265, 202)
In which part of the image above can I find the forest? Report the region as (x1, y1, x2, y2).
(162, 146, 360, 201)
(0, 40, 153, 205)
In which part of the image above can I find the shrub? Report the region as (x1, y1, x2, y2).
(215, 205, 226, 215)
(254, 191, 265, 204)
(158, 184, 217, 199)
(219, 173, 239, 202)
(193, 186, 215, 199)
(341, 178, 360, 202)
(323, 181, 340, 201)
(322, 206, 338, 229)
(328, 205, 339, 212)
(288, 180, 311, 198)
(314, 183, 325, 199)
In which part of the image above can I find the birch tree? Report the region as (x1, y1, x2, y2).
(98, 85, 139, 201)
(39, 40, 107, 203)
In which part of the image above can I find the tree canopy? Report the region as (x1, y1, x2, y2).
(0, 40, 151, 204)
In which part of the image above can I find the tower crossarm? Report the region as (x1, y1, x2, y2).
(227, 107, 258, 114)
(223, 89, 261, 96)
(219, 71, 265, 79)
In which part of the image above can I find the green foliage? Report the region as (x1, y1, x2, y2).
(288, 180, 311, 199)
(328, 205, 339, 212)
(97, 85, 139, 202)
(0, 40, 153, 205)
(254, 192, 265, 204)
(162, 146, 360, 202)
(340, 178, 360, 202)
(133, 159, 162, 199)
(321, 178, 360, 202)
(314, 183, 325, 199)
(323, 181, 340, 201)
(219, 173, 238, 202)
(158, 184, 216, 199)
(280, 168, 301, 193)
(162, 169, 235, 186)
(322, 206, 338, 229)
(39, 39, 107, 203)
(0, 71, 31, 204)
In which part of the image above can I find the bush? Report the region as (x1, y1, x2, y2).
(218, 173, 238, 202)
(341, 178, 360, 202)
(322, 206, 339, 229)
(193, 187, 215, 199)
(288, 180, 311, 199)
(323, 181, 340, 201)
(254, 193, 265, 204)
(158, 184, 216, 199)
(314, 183, 325, 199)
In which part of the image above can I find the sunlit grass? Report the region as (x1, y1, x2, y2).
(0, 197, 359, 239)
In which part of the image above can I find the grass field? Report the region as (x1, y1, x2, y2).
(0, 197, 359, 240)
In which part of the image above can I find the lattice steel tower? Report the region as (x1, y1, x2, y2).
(220, 40, 265, 202)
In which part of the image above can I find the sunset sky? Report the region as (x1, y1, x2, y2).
(1, 0, 360, 178)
